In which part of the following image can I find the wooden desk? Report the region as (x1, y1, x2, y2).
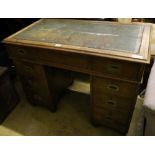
(2, 19, 151, 133)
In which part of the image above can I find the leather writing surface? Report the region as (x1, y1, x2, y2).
(13, 19, 144, 54)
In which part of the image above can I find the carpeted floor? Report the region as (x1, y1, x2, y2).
(0, 76, 143, 136)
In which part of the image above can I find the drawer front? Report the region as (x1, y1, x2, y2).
(23, 86, 47, 106)
(20, 75, 41, 92)
(93, 106, 130, 125)
(6, 45, 38, 60)
(93, 76, 140, 98)
(13, 60, 41, 77)
(93, 93, 136, 112)
(20, 75, 51, 106)
(92, 111, 129, 133)
(92, 57, 144, 82)
(38, 49, 90, 71)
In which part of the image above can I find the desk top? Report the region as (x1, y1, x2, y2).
(3, 19, 151, 63)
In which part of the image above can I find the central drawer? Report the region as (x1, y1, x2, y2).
(37, 49, 91, 72)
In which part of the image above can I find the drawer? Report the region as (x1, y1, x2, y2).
(93, 93, 136, 112)
(93, 106, 130, 125)
(93, 76, 140, 98)
(6, 45, 38, 60)
(21, 76, 51, 106)
(20, 75, 38, 89)
(20, 74, 49, 97)
(38, 49, 90, 71)
(13, 60, 42, 77)
(92, 57, 144, 82)
(23, 87, 47, 106)
(92, 112, 129, 133)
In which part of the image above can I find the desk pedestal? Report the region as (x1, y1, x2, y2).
(91, 76, 140, 133)
(14, 60, 73, 111)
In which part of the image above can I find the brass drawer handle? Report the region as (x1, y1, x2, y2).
(107, 63, 121, 73)
(18, 49, 26, 55)
(105, 116, 111, 120)
(107, 84, 119, 91)
(25, 66, 33, 72)
(106, 100, 117, 106)
(23, 64, 33, 72)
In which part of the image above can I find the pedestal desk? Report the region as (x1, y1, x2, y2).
(2, 19, 152, 133)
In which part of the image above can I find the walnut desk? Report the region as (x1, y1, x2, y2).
(3, 19, 151, 133)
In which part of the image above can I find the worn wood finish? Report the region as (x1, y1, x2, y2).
(2, 19, 152, 133)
